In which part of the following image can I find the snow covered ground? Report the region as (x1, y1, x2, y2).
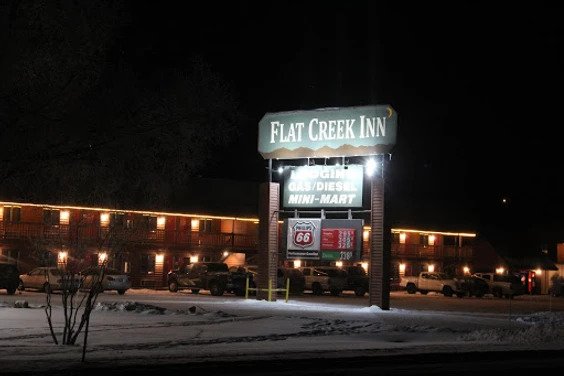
(1, 291, 563, 373)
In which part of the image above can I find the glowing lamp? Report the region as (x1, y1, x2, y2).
(399, 263, 406, 274)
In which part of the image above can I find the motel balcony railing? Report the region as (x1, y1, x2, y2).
(0, 221, 259, 250)
(391, 243, 473, 260)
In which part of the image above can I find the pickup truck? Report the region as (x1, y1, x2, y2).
(298, 266, 346, 296)
(167, 262, 229, 296)
(400, 272, 460, 297)
(472, 272, 526, 298)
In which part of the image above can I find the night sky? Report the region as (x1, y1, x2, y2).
(3, 1, 563, 254)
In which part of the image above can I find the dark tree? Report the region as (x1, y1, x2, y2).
(0, 0, 240, 208)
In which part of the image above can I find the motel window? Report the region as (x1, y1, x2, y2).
(140, 254, 156, 274)
(443, 236, 457, 246)
(43, 209, 60, 226)
(110, 213, 125, 228)
(139, 215, 157, 231)
(3, 206, 21, 223)
(419, 234, 429, 246)
(200, 219, 213, 233)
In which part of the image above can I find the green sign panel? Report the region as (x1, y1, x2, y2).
(282, 165, 363, 208)
(258, 105, 397, 159)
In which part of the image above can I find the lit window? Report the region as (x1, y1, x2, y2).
(60, 210, 70, 225)
(191, 219, 200, 232)
(157, 216, 166, 230)
(399, 232, 406, 244)
(100, 213, 110, 227)
(428, 234, 436, 246)
(2, 206, 21, 223)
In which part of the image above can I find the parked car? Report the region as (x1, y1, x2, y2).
(298, 266, 346, 296)
(473, 272, 527, 298)
(80, 267, 131, 295)
(0, 262, 20, 295)
(342, 265, 369, 297)
(19, 266, 81, 293)
(167, 262, 230, 296)
(454, 275, 489, 298)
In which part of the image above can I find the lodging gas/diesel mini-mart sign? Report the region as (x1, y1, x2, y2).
(258, 105, 397, 159)
(283, 165, 363, 208)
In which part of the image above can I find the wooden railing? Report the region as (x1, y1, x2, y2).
(0, 221, 258, 250)
(391, 243, 473, 260)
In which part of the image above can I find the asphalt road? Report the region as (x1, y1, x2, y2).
(2, 288, 564, 315)
(5, 350, 564, 376)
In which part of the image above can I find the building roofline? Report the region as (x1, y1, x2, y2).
(0, 201, 259, 223)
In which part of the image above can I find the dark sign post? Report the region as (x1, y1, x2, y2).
(257, 182, 279, 301)
(257, 105, 396, 310)
(369, 157, 390, 309)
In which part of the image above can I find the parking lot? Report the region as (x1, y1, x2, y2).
(2, 288, 563, 315)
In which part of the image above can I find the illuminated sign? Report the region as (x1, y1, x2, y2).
(285, 219, 363, 260)
(282, 165, 363, 208)
(286, 219, 321, 260)
(258, 105, 397, 159)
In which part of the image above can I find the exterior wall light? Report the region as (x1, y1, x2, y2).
(427, 264, 435, 273)
(399, 263, 406, 274)
(57, 251, 68, 267)
(293, 260, 302, 268)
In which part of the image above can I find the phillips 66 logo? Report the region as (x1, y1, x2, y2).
(292, 221, 317, 248)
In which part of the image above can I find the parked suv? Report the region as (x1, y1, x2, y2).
(0, 263, 20, 295)
(343, 265, 369, 297)
(298, 266, 346, 296)
(167, 262, 229, 296)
